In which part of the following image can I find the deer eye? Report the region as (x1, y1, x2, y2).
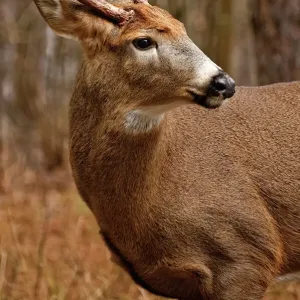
(133, 38, 156, 50)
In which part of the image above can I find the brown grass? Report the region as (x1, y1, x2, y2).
(0, 170, 299, 300)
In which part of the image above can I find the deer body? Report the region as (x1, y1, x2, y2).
(34, 0, 300, 299)
(70, 79, 300, 299)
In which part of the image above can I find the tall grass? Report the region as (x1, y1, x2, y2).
(0, 169, 160, 300)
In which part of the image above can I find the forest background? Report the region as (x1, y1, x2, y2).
(1, 0, 300, 299)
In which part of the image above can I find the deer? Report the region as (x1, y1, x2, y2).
(33, 0, 300, 299)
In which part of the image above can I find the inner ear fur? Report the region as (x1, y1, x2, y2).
(34, 0, 118, 41)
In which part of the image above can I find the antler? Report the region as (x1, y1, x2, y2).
(77, 0, 135, 25)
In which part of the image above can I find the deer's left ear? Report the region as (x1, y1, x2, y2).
(33, 0, 136, 41)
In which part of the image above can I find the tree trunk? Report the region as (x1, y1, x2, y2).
(251, 0, 300, 84)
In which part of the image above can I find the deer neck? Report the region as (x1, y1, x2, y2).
(99, 110, 169, 244)
(70, 81, 171, 240)
(95, 105, 167, 195)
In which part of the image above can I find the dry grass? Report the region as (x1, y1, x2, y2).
(0, 169, 160, 300)
(0, 170, 299, 300)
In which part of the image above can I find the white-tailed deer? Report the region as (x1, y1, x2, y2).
(34, 0, 300, 299)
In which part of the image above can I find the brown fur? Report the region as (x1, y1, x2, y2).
(121, 4, 185, 38)
(70, 80, 300, 300)
(33, 1, 300, 299)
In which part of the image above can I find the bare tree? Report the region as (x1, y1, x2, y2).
(1, 1, 80, 181)
(251, 0, 300, 84)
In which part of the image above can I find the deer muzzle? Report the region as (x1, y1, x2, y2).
(190, 71, 236, 109)
(208, 71, 236, 100)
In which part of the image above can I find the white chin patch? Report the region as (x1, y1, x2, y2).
(206, 96, 224, 108)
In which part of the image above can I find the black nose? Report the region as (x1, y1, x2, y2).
(209, 72, 235, 99)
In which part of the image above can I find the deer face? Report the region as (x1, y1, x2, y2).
(117, 6, 235, 112)
(34, 0, 235, 118)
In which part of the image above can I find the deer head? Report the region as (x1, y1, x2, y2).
(34, 0, 235, 133)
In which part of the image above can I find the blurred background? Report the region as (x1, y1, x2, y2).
(0, 0, 300, 299)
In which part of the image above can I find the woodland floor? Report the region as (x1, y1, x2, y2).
(0, 170, 299, 300)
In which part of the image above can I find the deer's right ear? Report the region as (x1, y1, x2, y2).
(34, 0, 135, 41)
(34, 0, 83, 40)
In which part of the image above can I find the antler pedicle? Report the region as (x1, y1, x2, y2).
(77, 0, 134, 25)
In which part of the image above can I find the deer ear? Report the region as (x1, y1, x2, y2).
(34, 0, 135, 41)
(34, 0, 81, 40)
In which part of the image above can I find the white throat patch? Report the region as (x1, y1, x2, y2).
(124, 101, 186, 134)
(124, 109, 164, 134)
